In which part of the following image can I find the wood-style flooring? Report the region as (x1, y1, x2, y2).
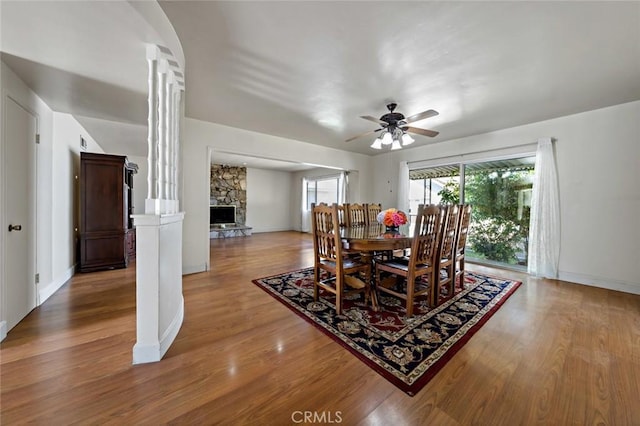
(1, 231, 639, 424)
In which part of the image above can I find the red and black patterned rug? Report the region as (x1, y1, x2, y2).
(252, 268, 521, 396)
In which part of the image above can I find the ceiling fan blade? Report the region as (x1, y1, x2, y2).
(360, 115, 385, 124)
(404, 109, 439, 124)
(345, 128, 382, 142)
(404, 126, 439, 138)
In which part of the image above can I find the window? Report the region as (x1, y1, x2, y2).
(305, 176, 340, 210)
(409, 174, 460, 221)
(409, 156, 535, 269)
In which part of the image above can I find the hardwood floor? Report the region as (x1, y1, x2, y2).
(1, 231, 639, 424)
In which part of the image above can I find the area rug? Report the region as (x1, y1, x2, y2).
(252, 268, 521, 396)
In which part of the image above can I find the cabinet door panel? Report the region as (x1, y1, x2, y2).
(82, 163, 124, 232)
(80, 234, 126, 271)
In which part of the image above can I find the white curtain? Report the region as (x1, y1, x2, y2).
(301, 177, 311, 233)
(340, 171, 349, 204)
(397, 161, 409, 212)
(528, 137, 560, 278)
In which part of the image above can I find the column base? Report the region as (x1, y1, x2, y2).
(145, 198, 179, 215)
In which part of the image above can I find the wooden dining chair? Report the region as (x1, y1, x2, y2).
(454, 204, 473, 291)
(311, 203, 371, 315)
(347, 203, 367, 226)
(375, 204, 443, 316)
(435, 204, 460, 302)
(365, 203, 382, 225)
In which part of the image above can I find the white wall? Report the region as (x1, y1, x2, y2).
(50, 113, 104, 298)
(246, 168, 292, 233)
(182, 118, 374, 274)
(373, 101, 640, 294)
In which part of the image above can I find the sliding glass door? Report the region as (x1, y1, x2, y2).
(306, 176, 340, 209)
(409, 157, 535, 269)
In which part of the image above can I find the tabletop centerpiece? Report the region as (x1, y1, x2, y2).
(377, 208, 408, 232)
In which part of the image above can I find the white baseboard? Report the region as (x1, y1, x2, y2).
(132, 342, 161, 364)
(159, 295, 184, 357)
(183, 263, 208, 275)
(251, 227, 292, 233)
(132, 296, 184, 364)
(559, 271, 640, 295)
(0, 321, 7, 342)
(38, 264, 75, 305)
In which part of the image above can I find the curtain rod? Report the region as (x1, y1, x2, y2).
(406, 139, 547, 166)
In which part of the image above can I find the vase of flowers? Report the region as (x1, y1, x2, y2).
(377, 208, 408, 232)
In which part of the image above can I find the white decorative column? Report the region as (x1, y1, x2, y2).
(146, 52, 158, 201)
(132, 44, 185, 364)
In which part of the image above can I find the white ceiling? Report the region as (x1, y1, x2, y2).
(1, 1, 639, 163)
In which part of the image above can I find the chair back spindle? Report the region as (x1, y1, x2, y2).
(454, 204, 473, 290)
(337, 204, 348, 227)
(411, 205, 443, 268)
(312, 205, 339, 262)
(436, 204, 460, 301)
(365, 203, 382, 225)
(347, 203, 367, 226)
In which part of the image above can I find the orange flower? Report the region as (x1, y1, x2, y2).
(377, 208, 408, 226)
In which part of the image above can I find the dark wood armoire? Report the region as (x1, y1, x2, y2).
(79, 152, 138, 272)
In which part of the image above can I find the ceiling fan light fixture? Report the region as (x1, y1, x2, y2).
(401, 133, 415, 146)
(349, 103, 439, 151)
(370, 138, 383, 149)
(381, 132, 393, 145)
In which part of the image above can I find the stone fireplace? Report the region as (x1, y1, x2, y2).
(210, 164, 246, 225)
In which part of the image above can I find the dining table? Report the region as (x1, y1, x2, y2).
(339, 223, 413, 310)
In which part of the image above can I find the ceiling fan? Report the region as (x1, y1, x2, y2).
(345, 103, 439, 149)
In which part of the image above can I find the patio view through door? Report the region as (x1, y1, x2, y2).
(408, 156, 535, 269)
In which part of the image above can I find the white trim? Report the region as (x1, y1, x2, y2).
(243, 226, 281, 233)
(1, 89, 6, 344)
(38, 264, 75, 305)
(132, 341, 161, 364)
(183, 263, 208, 275)
(131, 211, 184, 226)
(559, 271, 640, 295)
(132, 295, 184, 364)
(159, 295, 184, 357)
